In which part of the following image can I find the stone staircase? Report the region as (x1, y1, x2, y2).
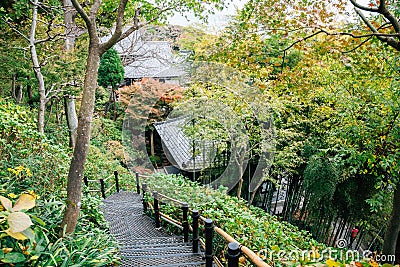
(103, 191, 205, 267)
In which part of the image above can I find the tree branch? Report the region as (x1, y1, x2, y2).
(378, 0, 400, 33)
(349, 0, 379, 12)
(100, 0, 129, 53)
(282, 30, 327, 51)
(36, 16, 65, 44)
(342, 36, 372, 54)
(342, 24, 391, 54)
(117, 6, 174, 43)
(1, 18, 30, 41)
(46, 81, 79, 100)
(90, 0, 102, 20)
(354, 7, 400, 51)
(70, 0, 91, 30)
(282, 27, 400, 53)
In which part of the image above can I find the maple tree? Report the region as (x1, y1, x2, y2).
(119, 78, 184, 173)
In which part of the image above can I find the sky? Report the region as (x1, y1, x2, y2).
(168, 0, 372, 30)
(168, 0, 247, 30)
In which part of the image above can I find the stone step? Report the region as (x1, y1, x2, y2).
(120, 253, 205, 267)
(121, 245, 196, 257)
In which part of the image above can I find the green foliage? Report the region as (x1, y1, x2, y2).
(184, 9, 398, 245)
(133, 173, 322, 265)
(0, 99, 119, 266)
(0, 99, 69, 195)
(0, 192, 119, 266)
(98, 48, 124, 89)
(97, 0, 226, 29)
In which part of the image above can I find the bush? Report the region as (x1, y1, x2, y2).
(0, 99, 69, 197)
(0, 191, 119, 266)
(0, 99, 119, 266)
(124, 173, 322, 266)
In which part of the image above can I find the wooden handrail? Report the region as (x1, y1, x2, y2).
(105, 183, 116, 194)
(137, 171, 272, 267)
(214, 226, 270, 267)
(103, 174, 114, 182)
(160, 212, 184, 230)
(158, 192, 187, 206)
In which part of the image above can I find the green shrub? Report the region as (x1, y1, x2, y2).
(124, 173, 321, 265)
(0, 191, 119, 266)
(0, 100, 69, 197)
(0, 99, 120, 266)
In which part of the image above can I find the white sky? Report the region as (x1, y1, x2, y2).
(168, 0, 372, 30)
(168, 0, 247, 30)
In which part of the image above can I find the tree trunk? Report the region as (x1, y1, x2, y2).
(113, 90, 117, 120)
(27, 76, 34, 108)
(382, 186, 400, 264)
(64, 95, 78, 148)
(11, 73, 16, 100)
(15, 85, 23, 103)
(395, 233, 400, 264)
(30, 0, 47, 134)
(236, 163, 244, 198)
(105, 85, 113, 114)
(150, 129, 155, 156)
(60, 42, 101, 235)
(63, 0, 79, 50)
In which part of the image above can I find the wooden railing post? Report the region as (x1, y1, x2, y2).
(135, 172, 140, 194)
(142, 183, 147, 213)
(192, 210, 200, 253)
(153, 191, 161, 228)
(100, 179, 106, 199)
(226, 242, 241, 267)
(83, 176, 88, 187)
(182, 202, 189, 242)
(205, 219, 214, 267)
(114, 170, 119, 193)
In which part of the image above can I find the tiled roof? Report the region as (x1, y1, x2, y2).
(154, 117, 216, 172)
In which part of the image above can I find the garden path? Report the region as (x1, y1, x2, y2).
(103, 191, 206, 267)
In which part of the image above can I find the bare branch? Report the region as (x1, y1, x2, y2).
(354, 8, 380, 35)
(1, 18, 30, 41)
(342, 36, 372, 53)
(70, 0, 91, 30)
(117, 6, 174, 43)
(282, 30, 327, 51)
(282, 27, 400, 53)
(354, 7, 400, 50)
(349, 0, 379, 12)
(35, 34, 64, 44)
(100, 0, 129, 53)
(46, 81, 80, 99)
(378, 1, 400, 33)
(342, 23, 390, 54)
(90, 0, 102, 19)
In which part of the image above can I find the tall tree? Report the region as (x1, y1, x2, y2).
(230, 0, 400, 261)
(1, 0, 77, 133)
(61, 0, 225, 235)
(98, 47, 124, 88)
